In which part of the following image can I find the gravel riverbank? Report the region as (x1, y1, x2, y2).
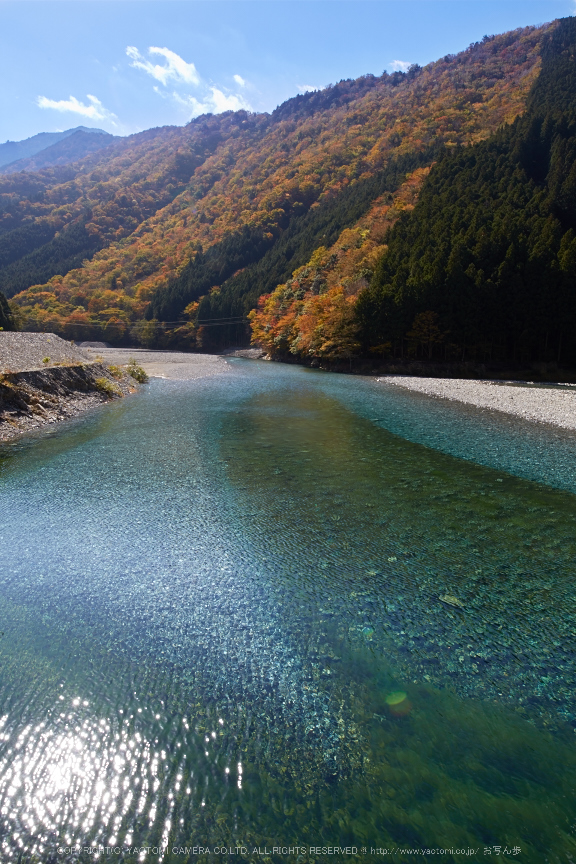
(5, 334, 575, 439)
(0, 338, 234, 442)
(0, 334, 138, 443)
(81, 346, 231, 380)
(0, 332, 91, 372)
(379, 375, 576, 430)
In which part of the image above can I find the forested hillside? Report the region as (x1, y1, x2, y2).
(356, 15, 576, 366)
(5, 22, 549, 348)
(252, 17, 576, 368)
(148, 148, 437, 348)
(0, 118, 238, 306)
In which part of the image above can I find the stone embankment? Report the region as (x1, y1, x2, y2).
(0, 333, 138, 442)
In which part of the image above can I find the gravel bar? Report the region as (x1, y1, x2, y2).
(82, 347, 230, 380)
(378, 375, 576, 430)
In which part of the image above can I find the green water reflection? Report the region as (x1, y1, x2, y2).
(217, 387, 576, 862)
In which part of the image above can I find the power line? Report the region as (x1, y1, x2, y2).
(30, 318, 249, 329)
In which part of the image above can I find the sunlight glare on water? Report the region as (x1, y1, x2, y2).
(0, 705, 177, 857)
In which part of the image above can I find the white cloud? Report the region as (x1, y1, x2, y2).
(210, 87, 251, 112)
(297, 84, 320, 93)
(389, 60, 411, 72)
(36, 93, 117, 123)
(173, 87, 251, 117)
(172, 92, 204, 112)
(128, 44, 252, 119)
(127, 45, 200, 86)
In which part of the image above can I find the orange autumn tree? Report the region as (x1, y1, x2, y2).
(249, 285, 303, 356)
(249, 168, 432, 362)
(250, 282, 359, 362)
(291, 288, 360, 361)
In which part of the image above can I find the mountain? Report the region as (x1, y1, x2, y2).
(1, 20, 563, 359)
(252, 16, 576, 369)
(0, 129, 117, 175)
(354, 16, 576, 368)
(0, 127, 112, 169)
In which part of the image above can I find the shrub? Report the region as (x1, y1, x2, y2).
(95, 377, 121, 397)
(107, 364, 124, 379)
(126, 359, 149, 383)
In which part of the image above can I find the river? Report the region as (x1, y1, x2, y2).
(0, 359, 575, 863)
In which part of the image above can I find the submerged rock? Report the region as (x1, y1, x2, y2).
(439, 594, 465, 608)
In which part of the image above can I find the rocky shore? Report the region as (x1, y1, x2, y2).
(0, 335, 235, 442)
(379, 375, 576, 430)
(0, 333, 138, 442)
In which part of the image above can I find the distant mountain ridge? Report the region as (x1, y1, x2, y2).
(0, 129, 118, 175)
(0, 126, 112, 170)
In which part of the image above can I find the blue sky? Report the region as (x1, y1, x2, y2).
(1, 1, 574, 142)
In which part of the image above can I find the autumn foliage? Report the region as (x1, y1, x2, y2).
(248, 167, 429, 360)
(0, 22, 555, 356)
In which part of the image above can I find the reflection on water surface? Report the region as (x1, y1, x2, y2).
(0, 361, 575, 863)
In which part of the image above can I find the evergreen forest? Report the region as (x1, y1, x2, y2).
(355, 16, 576, 367)
(0, 291, 15, 331)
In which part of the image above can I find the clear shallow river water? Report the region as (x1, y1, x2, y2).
(0, 360, 575, 864)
